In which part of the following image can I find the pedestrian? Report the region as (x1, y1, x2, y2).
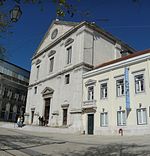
(20, 116, 23, 127)
(17, 116, 21, 127)
(39, 116, 42, 126)
(41, 116, 43, 126)
(17, 116, 23, 128)
(43, 116, 45, 126)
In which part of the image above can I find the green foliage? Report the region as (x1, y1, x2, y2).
(0, 0, 79, 34)
(0, 11, 10, 34)
(0, 0, 80, 58)
(0, 0, 141, 58)
(0, 0, 6, 6)
(52, 0, 78, 17)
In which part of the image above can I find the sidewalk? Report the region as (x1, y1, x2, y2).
(0, 121, 79, 134)
(0, 121, 131, 146)
(1, 122, 150, 156)
(1, 121, 150, 146)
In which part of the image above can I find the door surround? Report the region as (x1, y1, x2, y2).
(61, 103, 69, 126)
(41, 87, 54, 126)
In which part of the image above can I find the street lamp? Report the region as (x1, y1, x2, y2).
(10, 5, 22, 22)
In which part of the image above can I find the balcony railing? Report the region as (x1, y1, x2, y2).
(82, 100, 97, 109)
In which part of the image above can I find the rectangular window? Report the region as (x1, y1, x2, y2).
(36, 66, 40, 80)
(88, 86, 94, 100)
(117, 111, 126, 126)
(116, 79, 124, 96)
(66, 46, 72, 64)
(135, 74, 144, 93)
(34, 87, 37, 94)
(137, 108, 147, 125)
(49, 57, 54, 72)
(100, 83, 107, 99)
(65, 74, 70, 84)
(100, 112, 108, 127)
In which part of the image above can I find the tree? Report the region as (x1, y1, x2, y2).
(0, 10, 10, 60)
(0, 0, 80, 59)
(0, 0, 79, 34)
(0, 0, 142, 60)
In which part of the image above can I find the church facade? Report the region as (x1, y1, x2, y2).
(24, 20, 135, 133)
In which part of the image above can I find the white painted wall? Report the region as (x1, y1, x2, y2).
(83, 28, 122, 67)
(83, 55, 150, 135)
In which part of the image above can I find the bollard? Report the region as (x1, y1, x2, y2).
(118, 128, 123, 136)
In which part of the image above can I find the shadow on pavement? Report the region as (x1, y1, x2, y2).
(0, 133, 150, 156)
(0, 134, 66, 156)
(60, 144, 150, 156)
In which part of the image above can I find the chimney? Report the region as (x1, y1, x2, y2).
(120, 50, 130, 57)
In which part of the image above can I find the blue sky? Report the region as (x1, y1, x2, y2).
(1, 0, 150, 70)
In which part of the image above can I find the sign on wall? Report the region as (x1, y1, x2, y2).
(124, 67, 131, 116)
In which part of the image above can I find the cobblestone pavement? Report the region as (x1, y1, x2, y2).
(0, 125, 150, 155)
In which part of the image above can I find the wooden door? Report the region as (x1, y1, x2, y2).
(88, 114, 94, 134)
(63, 109, 67, 125)
(44, 98, 50, 125)
(31, 111, 34, 124)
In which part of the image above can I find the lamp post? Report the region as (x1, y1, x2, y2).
(10, 5, 22, 22)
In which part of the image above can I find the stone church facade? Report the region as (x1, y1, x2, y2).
(24, 20, 135, 133)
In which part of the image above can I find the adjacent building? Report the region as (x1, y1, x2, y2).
(0, 59, 30, 122)
(24, 20, 135, 133)
(83, 49, 150, 135)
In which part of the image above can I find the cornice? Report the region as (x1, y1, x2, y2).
(28, 62, 93, 88)
(32, 21, 135, 61)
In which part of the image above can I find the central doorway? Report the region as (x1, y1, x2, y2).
(87, 114, 94, 134)
(44, 98, 51, 126)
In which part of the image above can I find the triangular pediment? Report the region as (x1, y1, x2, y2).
(35, 20, 79, 55)
(41, 87, 54, 96)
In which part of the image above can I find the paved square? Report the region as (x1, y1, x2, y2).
(0, 123, 150, 155)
